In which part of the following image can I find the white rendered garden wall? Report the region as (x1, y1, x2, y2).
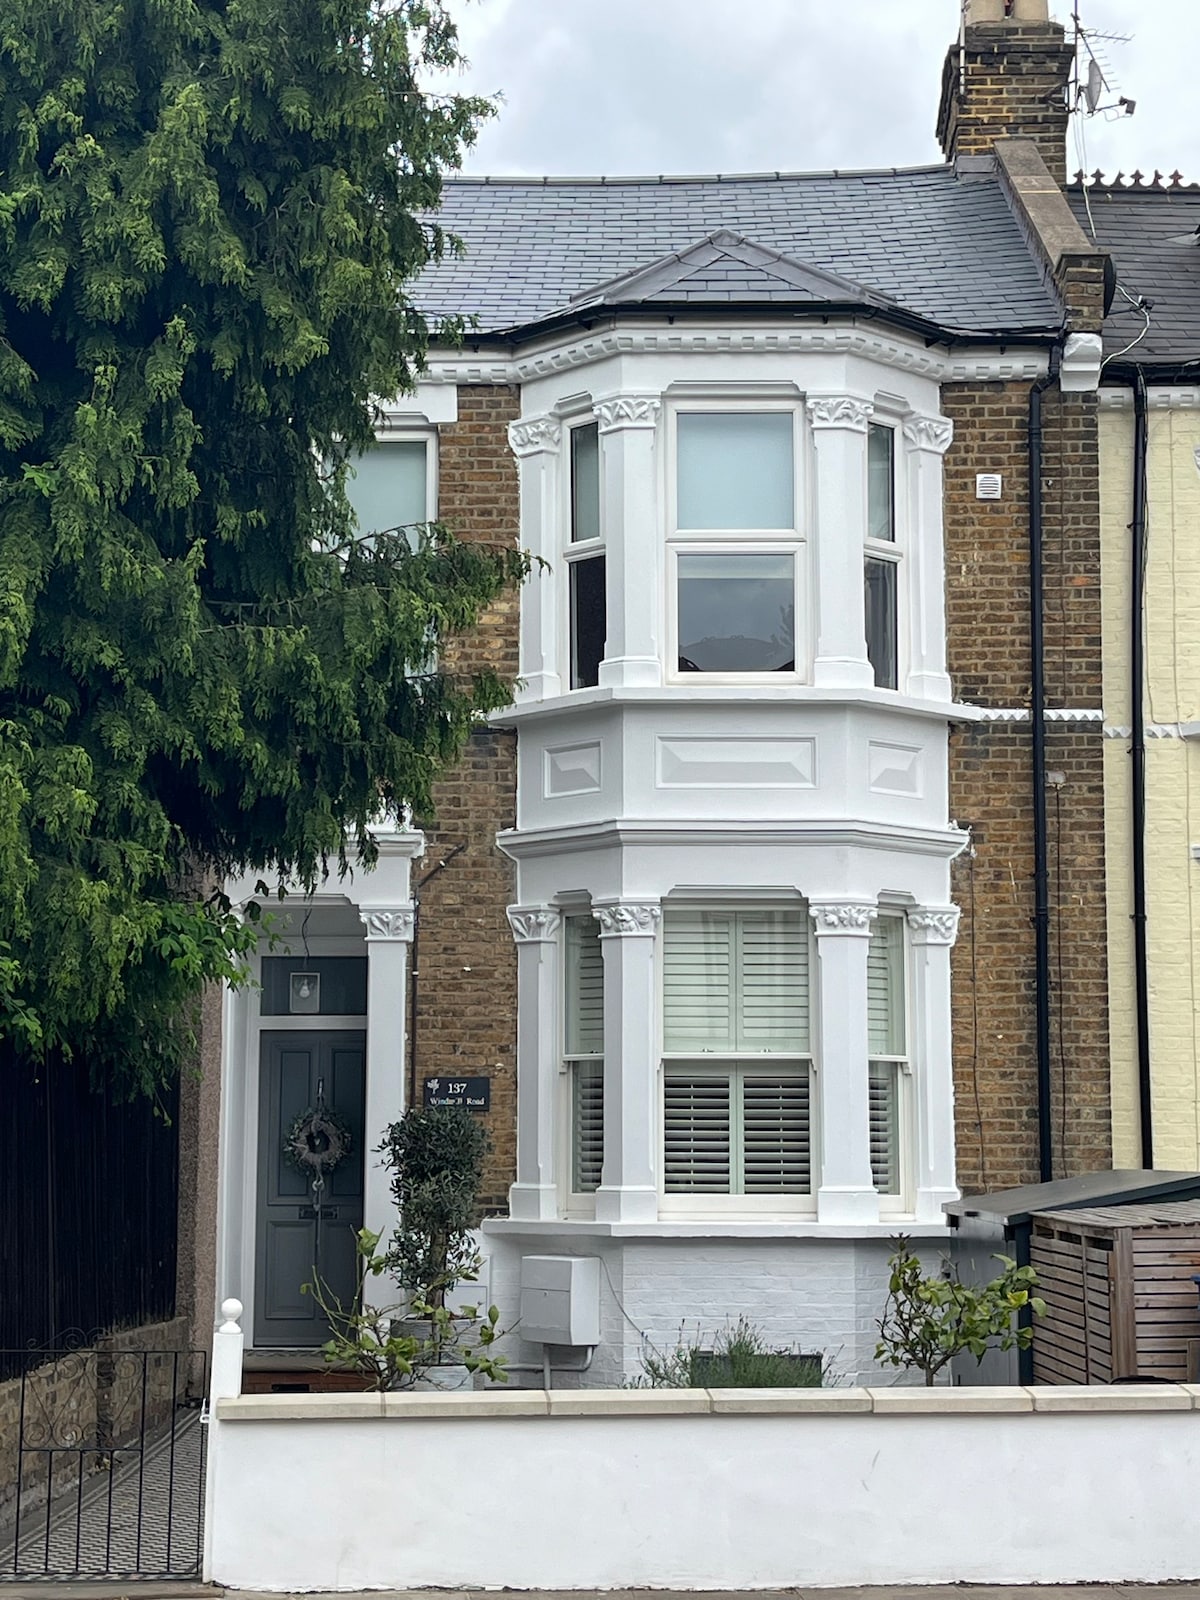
(205, 1318, 1200, 1593)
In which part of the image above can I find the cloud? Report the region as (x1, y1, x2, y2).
(439, 0, 1200, 186)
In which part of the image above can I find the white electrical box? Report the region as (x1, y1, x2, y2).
(519, 1255, 601, 1346)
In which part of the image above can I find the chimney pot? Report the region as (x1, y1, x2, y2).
(966, 0, 1005, 21)
(1009, 0, 1051, 19)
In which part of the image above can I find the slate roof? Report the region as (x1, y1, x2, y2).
(419, 165, 1065, 341)
(1067, 184, 1200, 365)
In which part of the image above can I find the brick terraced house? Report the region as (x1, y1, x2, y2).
(210, 0, 1178, 1384)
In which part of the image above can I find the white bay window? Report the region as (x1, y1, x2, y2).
(864, 422, 900, 690)
(566, 420, 605, 690)
(661, 907, 813, 1210)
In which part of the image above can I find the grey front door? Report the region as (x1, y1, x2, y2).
(254, 1031, 366, 1347)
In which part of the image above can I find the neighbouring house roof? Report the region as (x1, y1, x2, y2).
(418, 164, 1066, 343)
(1067, 182, 1200, 366)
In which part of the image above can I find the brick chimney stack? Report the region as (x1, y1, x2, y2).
(937, 0, 1074, 185)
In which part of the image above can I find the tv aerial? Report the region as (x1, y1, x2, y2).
(1072, 3, 1135, 119)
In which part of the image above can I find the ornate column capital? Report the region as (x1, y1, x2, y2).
(359, 906, 415, 942)
(506, 905, 562, 944)
(805, 394, 874, 432)
(906, 905, 961, 946)
(593, 901, 662, 938)
(809, 901, 878, 937)
(593, 394, 661, 434)
(902, 414, 954, 455)
(507, 415, 562, 457)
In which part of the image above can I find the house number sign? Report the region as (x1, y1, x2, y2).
(423, 1075, 491, 1112)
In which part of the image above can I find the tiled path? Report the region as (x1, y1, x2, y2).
(0, 1410, 203, 1579)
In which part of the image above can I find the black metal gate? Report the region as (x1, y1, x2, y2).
(0, 1343, 207, 1580)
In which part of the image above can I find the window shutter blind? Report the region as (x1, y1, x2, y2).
(869, 1061, 900, 1194)
(738, 910, 808, 1052)
(867, 916, 904, 1056)
(663, 1072, 731, 1192)
(742, 1072, 811, 1193)
(572, 1060, 604, 1193)
(566, 916, 604, 1056)
(663, 912, 734, 1052)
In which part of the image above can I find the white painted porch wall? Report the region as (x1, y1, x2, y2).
(207, 1394, 1200, 1591)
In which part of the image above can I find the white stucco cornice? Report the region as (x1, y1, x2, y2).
(423, 328, 1050, 389)
(497, 818, 969, 863)
(490, 684, 975, 728)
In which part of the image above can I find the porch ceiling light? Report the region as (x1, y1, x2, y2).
(289, 971, 321, 1014)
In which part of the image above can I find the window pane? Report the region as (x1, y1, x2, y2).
(572, 1060, 604, 1193)
(868, 424, 894, 544)
(742, 1073, 811, 1194)
(736, 911, 809, 1053)
(868, 915, 905, 1056)
(571, 422, 601, 542)
(346, 440, 427, 540)
(678, 553, 794, 673)
(865, 556, 897, 689)
(663, 911, 735, 1053)
(664, 1071, 731, 1193)
(870, 1061, 901, 1194)
(677, 412, 794, 529)
(570, 554, 606, 689)
(565, 915, 604, 1056)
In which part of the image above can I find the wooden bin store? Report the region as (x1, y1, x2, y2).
(1030, 1201, 1200, 1384)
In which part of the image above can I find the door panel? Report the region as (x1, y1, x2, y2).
(255, 1031, 366, 1347)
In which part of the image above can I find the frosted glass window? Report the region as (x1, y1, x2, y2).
(346, 440, 428, 541)
(677, 553, 794, 673)
(571, 423, 601, 542)
(868, 424, 895, 543)
(677, 413, 794, 530)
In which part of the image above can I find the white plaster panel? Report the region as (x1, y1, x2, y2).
(868, 740, 925, 797)
(543, 740, 602, 797)
(655, 735, 816, 789)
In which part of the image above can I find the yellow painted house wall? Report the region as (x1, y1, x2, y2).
(1101, 399, 1200, 1168)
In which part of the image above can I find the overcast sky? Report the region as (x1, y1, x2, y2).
(440, 1, 1198, 186)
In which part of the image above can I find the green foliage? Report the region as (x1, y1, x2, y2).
(381, 1102, 487, 1310)
(875, 1237, 1047, 1386)
(0, 0, 520, 1092)
(305, 1226, 507, 1392)
(633, 1316, 824, 1390)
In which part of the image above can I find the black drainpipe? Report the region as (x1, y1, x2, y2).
(1029, 348, 1059, 1184)
(1131, 370, 1153, 1167)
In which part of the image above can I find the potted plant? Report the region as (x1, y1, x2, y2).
(304, 1103, 506, 1391)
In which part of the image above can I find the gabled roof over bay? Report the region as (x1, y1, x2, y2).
(417, 163, 1066, 343)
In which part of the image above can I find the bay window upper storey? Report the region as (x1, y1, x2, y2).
(509, 355, 955, 709)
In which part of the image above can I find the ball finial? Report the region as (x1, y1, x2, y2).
(219, 1297, 244, 1331)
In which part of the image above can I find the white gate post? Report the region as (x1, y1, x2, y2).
(202, 1297, 244, 1583)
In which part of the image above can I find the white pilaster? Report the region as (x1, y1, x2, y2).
(506, 906, 562, 1220)
(508, 415, 563, 702)
(807, 395, 876, 690)
(811, 900, 879, 1223)
(593, 900, 661, 1222)
(902, 414, 954, 702)
(595, 394, 662, 689)
(358, 903, 415, 1265)
(906, 905, 961, 1222)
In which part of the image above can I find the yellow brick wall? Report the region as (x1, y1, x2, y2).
(1101, 403, 1200, 1167)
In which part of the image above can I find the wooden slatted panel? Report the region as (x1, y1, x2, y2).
(571, 1060, 604, 1194)
(565, 916, 604, 1056)
(869, 1062, 900, 1194)
(742, 1073, 810, 1194)
(664, 1072, 731, 1193)
(1031, 1221, 1113, 1385)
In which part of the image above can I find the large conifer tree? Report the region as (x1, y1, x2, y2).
(0, 0, 520, 1091)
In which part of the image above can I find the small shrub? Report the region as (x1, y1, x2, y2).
(634, 1316, 823, 1388)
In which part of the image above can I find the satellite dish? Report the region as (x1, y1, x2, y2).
(1084, 57, 1106, 114)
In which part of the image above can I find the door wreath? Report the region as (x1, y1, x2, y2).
(284, 1104, 351, 1180)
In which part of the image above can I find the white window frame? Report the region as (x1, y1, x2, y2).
(864, 418, 903, 691)
(346, 428, 438, 545)
(666, 401, 809, 686)
(658, 901, 817, 1219)
(870, 908, 913, 1218)
(562, 416, 605, 691)
(560, 907, 603, 1217)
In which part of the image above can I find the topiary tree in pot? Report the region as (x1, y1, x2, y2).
(381, 1103, 489, 1312)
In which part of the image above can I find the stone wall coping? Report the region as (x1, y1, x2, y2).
(216, 1383, 1200, 1422)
